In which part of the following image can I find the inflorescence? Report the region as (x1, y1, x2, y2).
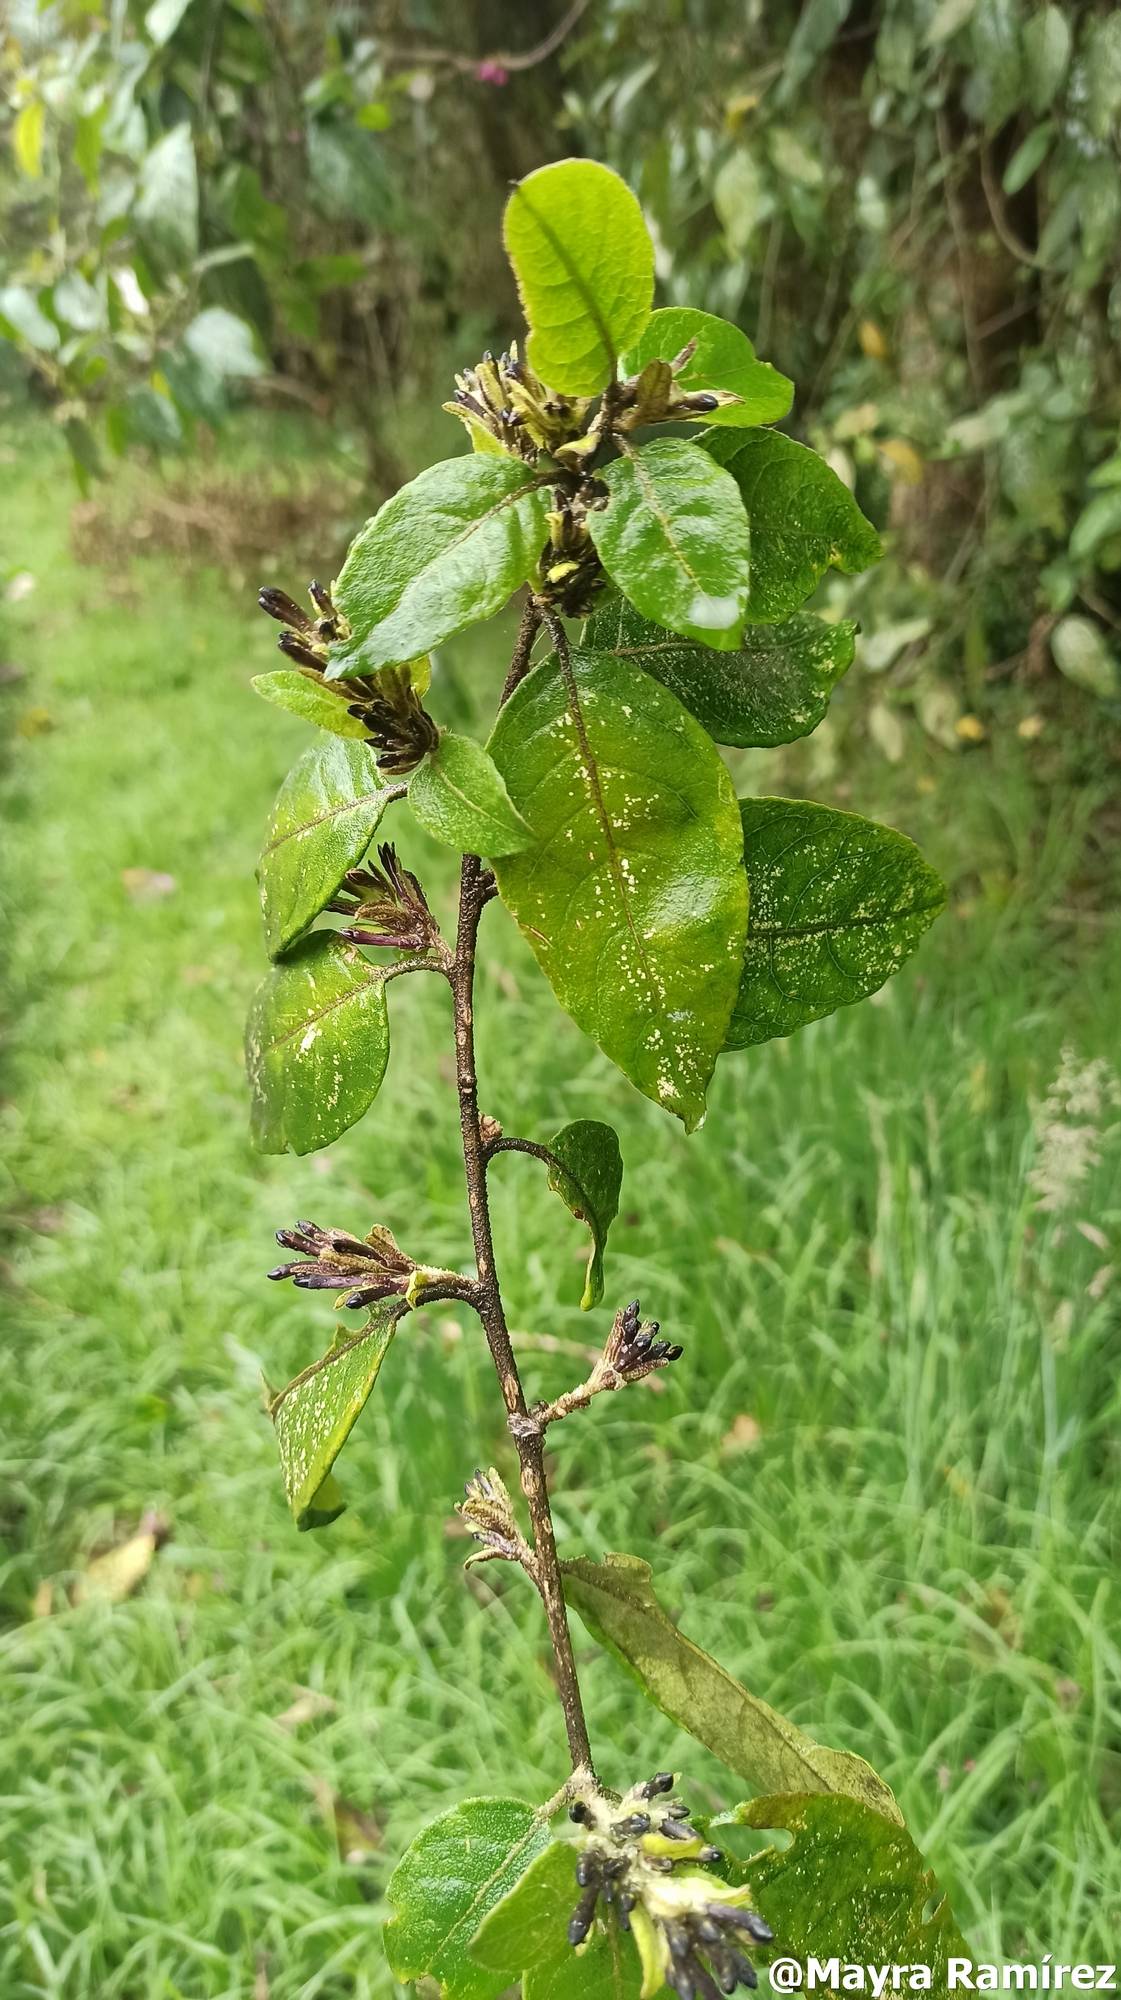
(566, 1775, 772, 1999)
(267, 1220, 416, 1311)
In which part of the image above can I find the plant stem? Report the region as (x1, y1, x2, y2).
(451, 841, 595, 1779)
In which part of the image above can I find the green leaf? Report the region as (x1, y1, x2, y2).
(700, 428, 882, 622)
(0, 283, 60, 352)
(269, 1303, 401, 1529)
(583, 599, 855, 748)
(257, 739, 395, 959)
(546, 1120, 623, 1310)
(384, 1796, 554, 2000)
(1023, 4, 1071, 112)
(723, 1794, 969, 1996)
(1051, 614, 1120, 699)
(622, 308, 793, 428)
(563, 1552, 902, 1823)
(489, 652, 748, 1132)
(503, 159, 654, 396)
(135, 124, 198, 264)
(408, 731, 532, 856)
(588, 441, 752, 650)
(182, 306, 263, 379)
(250, 670, 371, 739)
(726, 798, 947, 1049)
(329, 457, 551, 673)
(245, 934, 391, 1156)
(470, 1841, 643, 2000)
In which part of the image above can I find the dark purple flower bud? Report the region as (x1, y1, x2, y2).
(276, 629, 326, 671)
(258, 586, 314, 632)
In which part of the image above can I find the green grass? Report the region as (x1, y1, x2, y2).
(1, 414, 1119, 1998)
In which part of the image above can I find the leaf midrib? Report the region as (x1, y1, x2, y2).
(508, 179, 618, 376)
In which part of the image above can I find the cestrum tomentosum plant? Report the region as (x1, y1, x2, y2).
(246, 161, 962, 1999)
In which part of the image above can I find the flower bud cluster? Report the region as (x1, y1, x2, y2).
(258, 581, 434, 751)
(444, 344, 593, 463)
(267, 1220, 415, 1311)
(613, 339, 743, 433)
(329, 843, 440, 954)
(567, 1775, 772, 1998)
(457, 1466, 535, 1575)
(344, 665, 440, 777)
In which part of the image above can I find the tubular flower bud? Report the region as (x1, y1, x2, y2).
(603, 1298, 684, 1380)
(614, 339, 745, 433)
(566, 1776, 772, 1996)
(267, 1219, 415, 1309)
(257, 578, 350, 667)
(330, 843, 440, 954)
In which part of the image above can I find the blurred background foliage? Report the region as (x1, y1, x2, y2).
(3, 0, 1121, 727)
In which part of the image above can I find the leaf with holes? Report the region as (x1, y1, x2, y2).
(701, 428, 882, 621)
(469, 1841, 643, 2000)
(588, 441, 752, 650)
(408, 731, 532, 856)
(563, 1552, 901, 1822)
(488, 651, 747, 1132)
(328, 456, 551, 673)
(583, 599, 855, 747)
(622, 307, 793, 428)
(719, 1795, 969, 1996)
(258, 739, 395, 958)
(245, 933, 391, 1155)
(726, 799, 946, 1049)
(269, 1302, 401, 1529)
(503, 159, 654, 396)
(546, 1120, 623, 1310)
(384, 1796, 554, 2000)
(251, 670, 372, 740)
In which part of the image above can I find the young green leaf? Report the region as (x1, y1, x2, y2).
(726, 798, 946, 1049)
(269, 1302, 401, 1529)
(470, 1841, 642, 2000)
(583, 598, 856, 747)
(700, 428, 883, 621)
(622, 307, 793, 427)
(723, 1795, 969, 1993)
(488, 652, 748, 1132)
(563, 1552, 902, 1823)
(258, 739, 396, 959)
(251, 670, 371, 740)
(546, 1120, 623, 1310)
(329, 456, 551, 673)
(588, 441, 752, 650)
(384, 1796, 554, 2000)
(408, 730, 532, 856)
(245, 934, 391, 1155)
(503, 159, 654, 396)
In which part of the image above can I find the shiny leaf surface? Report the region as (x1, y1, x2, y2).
(727, 798, 946, 1048)
(563, 1552, 902, 1822)
(588, 440, 752, 650)
(257, 739, 394, 959)
(701, 428, 883, 621)
(245, 934, 390, 1155)
(384, 1796, 553, 2000)
(503, 159, 654, 395)
(724, 1795, 969, 1995)
(269, 1303, 400, 1530)
(488, 651, 748, 1131)
(622, 307, 793, 427)
(329, 456, 551, 672)
(251, 670, 371, 739)
(546, 1119, 623, 1310)
(408, 730, 532, 856)
(583, 598, 855, 747)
